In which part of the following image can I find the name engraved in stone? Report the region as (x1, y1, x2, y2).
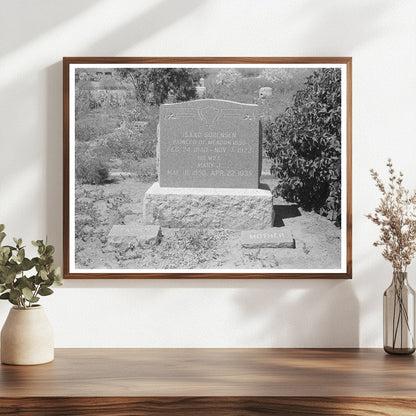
(182, 131, 238, 139)
(240, 229, 295, 249)
(249, 232, 287, 239)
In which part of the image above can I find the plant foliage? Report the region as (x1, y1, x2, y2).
(0, 225, 62, 308)
(264, 68, 342, 224)
(116, 68, 205, 105)
(75, 149, 109, 185)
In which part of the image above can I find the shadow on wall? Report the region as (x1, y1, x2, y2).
(233, 280, 359, 347)
(1, 0, 205, 57)
(0, 0, 101, 56)
(354, 248, 395, 347)
(46, 62, 64, 264)
(45, 0, 205, 265)
(84, 0, 206, 55)
(58, 277, 359, 348)
(289, 0, 394, 52)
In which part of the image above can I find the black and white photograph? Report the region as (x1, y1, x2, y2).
(64, 58, 352, 278)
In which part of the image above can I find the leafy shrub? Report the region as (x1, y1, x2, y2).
(103, 104, 158, 162)
(74, 197, 99, 240)
(127, 157, 158, 182)
(99, 77, 127, 90)
(215, 69, 243, 86)
(75, 150, 109, 185)
(104, 126, 156, 161)
(139, 107, 158, 157)
(75, 114, 119, 142)
(264, 68, 342, 224)
(206, 76, 267, 103)
(116, 68, 204, 105)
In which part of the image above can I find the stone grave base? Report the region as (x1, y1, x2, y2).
(143, 182, 273, 229)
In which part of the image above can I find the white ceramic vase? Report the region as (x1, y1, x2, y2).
(1, 305, 54, 365)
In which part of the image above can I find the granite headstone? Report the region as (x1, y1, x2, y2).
(158, 99, 261, 189)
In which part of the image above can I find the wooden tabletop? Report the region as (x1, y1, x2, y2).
(1, 348, 416, 415)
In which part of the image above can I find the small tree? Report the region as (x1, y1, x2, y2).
(264, 68, 342, 224)
(117, 68, 203, 105)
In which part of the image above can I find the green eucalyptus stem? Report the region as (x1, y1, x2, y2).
(0, 224, 63, 308)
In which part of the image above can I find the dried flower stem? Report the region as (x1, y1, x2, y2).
(366, 159, 416, 272)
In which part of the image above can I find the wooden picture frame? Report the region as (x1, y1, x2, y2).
(63, 57, 352, 279)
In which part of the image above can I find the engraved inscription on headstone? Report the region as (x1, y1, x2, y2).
(240, 229, 295, 248)
(159, 99, 261, 189)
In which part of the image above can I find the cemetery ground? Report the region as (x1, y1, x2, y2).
(74, 67, 341, 271)
(75, 170, 341, 270)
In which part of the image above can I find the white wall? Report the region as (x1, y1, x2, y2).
(0, 0, 415, 347)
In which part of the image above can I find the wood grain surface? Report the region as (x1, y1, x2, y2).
(0, 348, 415, 415)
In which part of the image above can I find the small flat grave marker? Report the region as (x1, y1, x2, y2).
(241, 229, 295, 249)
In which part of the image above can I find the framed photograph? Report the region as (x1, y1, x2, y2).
(63, 57, 352, 279)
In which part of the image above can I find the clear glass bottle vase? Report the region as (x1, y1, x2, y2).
(383, 271, 416, 355)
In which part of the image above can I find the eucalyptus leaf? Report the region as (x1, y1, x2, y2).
(38, 287, 54, 296)
(53, 267, 63, 285)
(43, 276, 54, 287)
(9, 288, 21, 301)
(0, 232, 6, 244)
(45, 245, 55, 256)
(0, 285, 6, 293)
(20, 258, 34, 271)
(17, 248, 25, 263)
(0, 224, 4, 232)
(17, 276, 35, 290)
(39, 269, 48, 281)
(0, 250, 9, 265)
(0, 246, 10, 255)
(22, 287, 34, 301)
(34, 275, 43, 285)
(3, 271, 17, 284)
(0, 292, 9, 299)
(8, 297, 18, 306)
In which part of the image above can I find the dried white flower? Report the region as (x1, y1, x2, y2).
(367, 159, 416, 272)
